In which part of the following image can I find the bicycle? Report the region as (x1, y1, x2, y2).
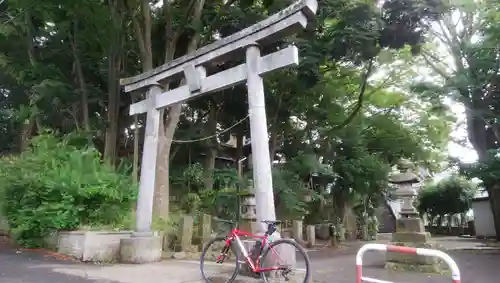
(200, 218, 311, 283)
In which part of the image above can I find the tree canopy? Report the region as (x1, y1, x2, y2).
(0, 0, 460, 243)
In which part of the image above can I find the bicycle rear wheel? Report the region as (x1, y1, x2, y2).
(200, 236, 240, 283)
(260, 239, 311, 283)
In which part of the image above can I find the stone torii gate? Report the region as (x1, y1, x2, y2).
(119, 0, 318, 263)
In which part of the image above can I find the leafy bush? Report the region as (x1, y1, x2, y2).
(417, 175, 475, 224)
(171, 163, 243, 195)
(0, 131, 137, 247)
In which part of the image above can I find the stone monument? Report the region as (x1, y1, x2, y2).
(118, 0, 318, 263)
(240, 180, 258, 234)
(385, 159, 440, 272)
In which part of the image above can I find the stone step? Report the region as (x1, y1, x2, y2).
(376, 233, 393, 241)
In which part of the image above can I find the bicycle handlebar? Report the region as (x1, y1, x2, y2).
(212, 217, 281, 225)
(212, 217, 281, 236)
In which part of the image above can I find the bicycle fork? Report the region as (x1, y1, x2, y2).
(216, 245, 231, 264)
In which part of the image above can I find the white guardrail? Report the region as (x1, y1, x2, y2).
(355, 243, 461, 283)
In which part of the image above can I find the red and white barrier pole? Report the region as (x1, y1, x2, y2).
(355, 243, 461, 283)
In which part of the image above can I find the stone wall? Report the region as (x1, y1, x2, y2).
(57, 231, 86, 258)
(425, 226, 470, 236)
(472, 199, 496, 238)
(375, 204, 396, 233)
(57, 231, 132, 262)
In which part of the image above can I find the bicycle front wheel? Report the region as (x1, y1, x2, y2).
(260, 239, 311, 283)
(200, 236, 240, 283)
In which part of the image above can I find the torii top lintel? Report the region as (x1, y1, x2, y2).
(120, 0, 318, 93)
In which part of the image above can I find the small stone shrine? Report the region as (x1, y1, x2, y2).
(385, 159, 440, 272)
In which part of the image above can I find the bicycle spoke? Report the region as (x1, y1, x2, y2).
(200, 237, 240, 283)
(260, 239, 310, 283)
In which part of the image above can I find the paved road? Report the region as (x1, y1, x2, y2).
(307, 237, 500, 283)
(0, 247, 112, 283)
(2, 236, 500, 283)
(308, 249, 500, 283)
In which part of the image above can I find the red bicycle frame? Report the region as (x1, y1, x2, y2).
(219, 228, 285, 273)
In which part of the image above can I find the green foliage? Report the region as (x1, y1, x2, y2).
(171, 163, 205, 193)
(417, 175, 476, 221)
(0, 102, 16, 153)
(272, 166, 311, 219)
(171, 164, 242, 220)
(200, 187, 240, 220)
(465, 149, 500, 185)
(380, 0, 447, 50)
(0, 131, 137, 247)
(366, 215, 379, 240)
(0, 0, 455, 233)
(171, 164, 243, 195)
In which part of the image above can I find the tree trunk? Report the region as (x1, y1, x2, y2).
(103, 52, 121, 165)
(103, 0, 123, 165)
(487, 185, 500, 241)
(332, 190, 347, 225)
(68, 22, 90, 133)
(154, 0, 207, 219)
(19, 11, 37, 152)
(269, 92, 283, 161)
(155, 134, 172, 217)
(132, 112, 140, 183)
(466, 100, 500, 240)
(235, 129, 244, 177)
(203, 148, 217, 189)
(269, 129, 278, 162)
(128, 0, 207, 219)
(203, 104, 218, 190)
(19, 118, 35, 152)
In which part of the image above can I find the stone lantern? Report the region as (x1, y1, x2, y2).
(385, 159, 439, 272)
(240, 179, 258, 234)
(390, 159, 421, 219)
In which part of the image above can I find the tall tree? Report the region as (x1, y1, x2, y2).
(126, 0, 208, 218)
(416, 0, 500, 239)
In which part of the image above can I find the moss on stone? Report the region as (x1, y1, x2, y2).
(385, 261, 448, 275)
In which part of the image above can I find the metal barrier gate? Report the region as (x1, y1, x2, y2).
(355, 243, 461, 283)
